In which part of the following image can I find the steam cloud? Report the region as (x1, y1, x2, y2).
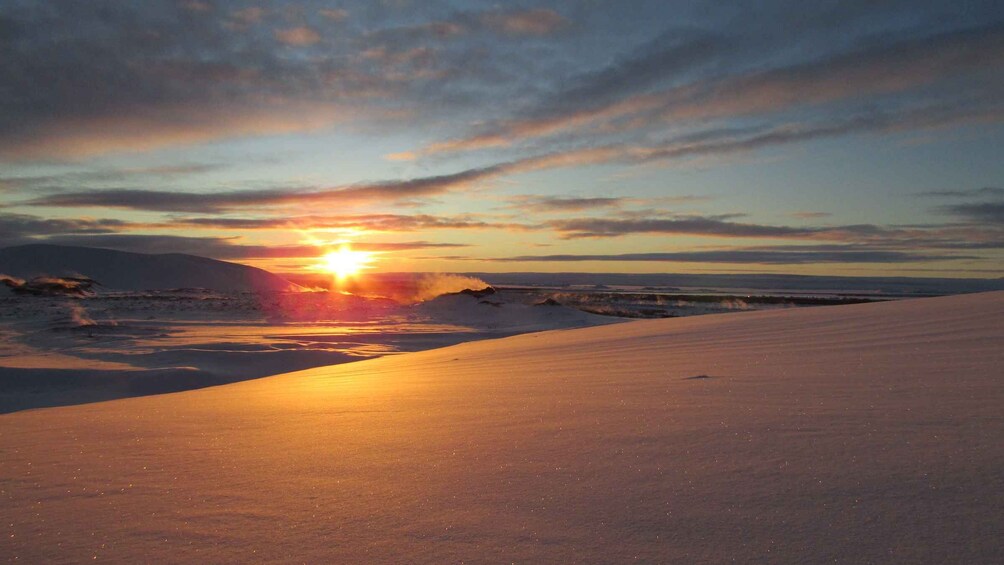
(407, 274, 492, 303)
(67, 303, 97, 327)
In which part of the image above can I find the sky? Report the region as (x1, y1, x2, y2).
(2, 0, 1003, 278)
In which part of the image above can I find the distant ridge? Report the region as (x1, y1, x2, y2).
(0, 244, 302, 292)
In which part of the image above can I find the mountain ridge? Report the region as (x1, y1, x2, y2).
(0, 244, 302, 292)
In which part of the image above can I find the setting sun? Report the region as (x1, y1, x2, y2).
(320, 246, 373, 280)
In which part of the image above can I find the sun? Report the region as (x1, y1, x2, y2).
(320, 246, 373, 280)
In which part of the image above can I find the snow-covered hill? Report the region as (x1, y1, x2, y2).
(0, 244, 302, 292)
(3, 292, 1001, 562)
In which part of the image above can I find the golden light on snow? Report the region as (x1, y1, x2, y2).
(318, 245, 374, 281)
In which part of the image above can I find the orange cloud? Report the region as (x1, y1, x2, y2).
(166, 213, 526, 233)
(423, 92, 665, 155)
(318, 8, 348, 22)
(384, 151, 417, 161)
(0, 102, 342, 161)
(481, 9, 567, 36)
(275, 26, 321, 46)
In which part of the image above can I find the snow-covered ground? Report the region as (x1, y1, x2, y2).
(0, 288, 621, 412)
(2, 292, 1001, 562)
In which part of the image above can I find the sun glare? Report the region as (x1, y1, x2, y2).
(320, 246, 373, 280)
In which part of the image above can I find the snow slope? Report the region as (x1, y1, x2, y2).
(2, 292, 1002, 562)
(0, 244, 302, 292)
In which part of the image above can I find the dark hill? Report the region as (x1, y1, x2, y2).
(0, 244, 302, 292)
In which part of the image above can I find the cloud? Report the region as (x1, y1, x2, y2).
(25, 163, 513, 212)
(422, 22, 1004, 154)
(791, 211, 833, 219)
(4, 202, 999, 267)
(422, 28, 726, 154)
(21, 156, 551, 213)
(520, 97, 1004, 170)
(547, 216, 823, 239)
(351, 241, 468, 251)
(384, 151, 417, 161)
(4, 2, 1000, 165)
(1, 102, 345, 161)
(231, 7, 265, 25)
(19, 94, 1003, 219)
(170, 213, 521, 232)
(478, 9, 567, 36)
(26, 189, 274, 214)
(506, 195, 627, 213)
(0, 213, 136, 243)
(23, 98, 1001, 214)
(0, 210, 503, 262)
(502, 194, 712, 215)
(16, 204, 998, 253)
(492, 247, 969, 265)
(543, 212, 1004, 253)
(650, 23, 1004, 122)
(940, 201, 1004, 225)
(368, 21, 468, 46)
(0, 3, 418, 161)
(919, 187, 1004, 198)
(416, 96, 1004, 193)
(27, 234, 269, 257)
(14, 234, 466, 260)
(3, 208, 524, 243)
(275, 26, 321, 46)
(319, 8, 349, 22)
(366, 7, 564, 45)
(181, 1, 212, 13)
(0, 163, 224, 195)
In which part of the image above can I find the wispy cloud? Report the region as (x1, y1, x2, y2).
(421, 23, 1004, 155)
(0, 213, 138, 242)
(0, 3, 414, 160)
(1, 103, 346, 161)
(478, 9, 567, 36)
(3, 2, 1000, 165)
(504, 195, 627, 213)
(492, 247, 970, 265)
(0, 163, 223, 194)
(546, 212, 1004, 251)
(169, 213, 523, 232)
(12, 234, 466, 260)
(940, 202, 1004, 225)
(319, 8, 349, 22)
(919, 187, 1004, 198)
(547, 216, 821, 239)
(25, 164, 513, 212)
(230, 7, 265, 25)
(275, 26, 322, 46)
(418, 97, 1004, 192)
